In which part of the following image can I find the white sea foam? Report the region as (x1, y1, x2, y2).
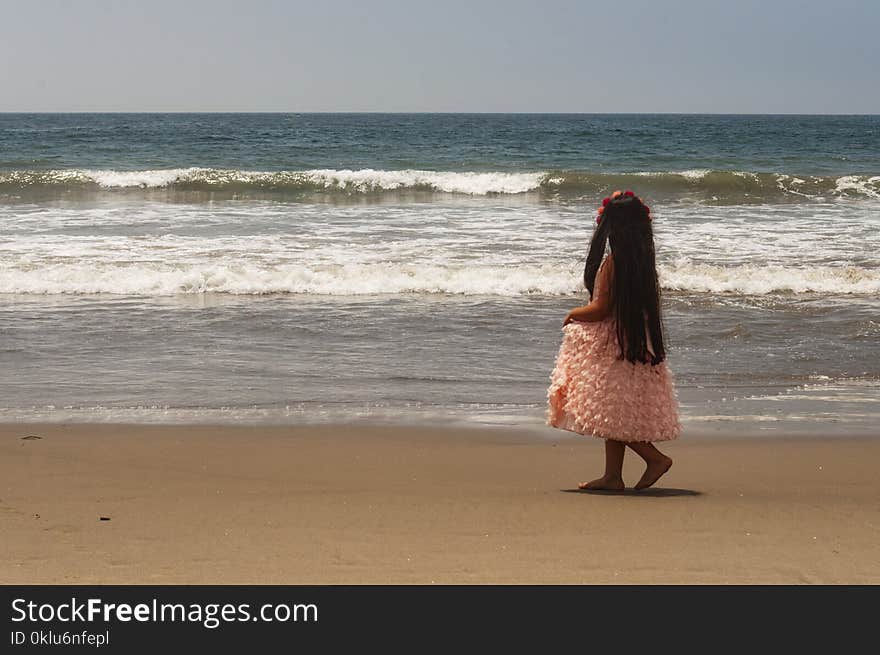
(298, 169, 546, 194)
(84, 168, 201, 188)
(633, 169, 713, 179)
(659, 262, 880, 295)
(0, 262, 578, 296)
(64, 168, 548, 195)
(834, 175, 880, 199)
(677, 169, 713, 180)
(1, 258, 878, 297)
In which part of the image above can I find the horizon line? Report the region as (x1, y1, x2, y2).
(1, 110, 878, 117)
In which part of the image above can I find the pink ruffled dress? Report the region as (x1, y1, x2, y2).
(547, 317, 680, 442)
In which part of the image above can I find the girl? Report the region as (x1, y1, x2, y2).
(547, 190, 680, 491)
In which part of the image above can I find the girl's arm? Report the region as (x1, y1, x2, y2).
(563, 256, 613, 325)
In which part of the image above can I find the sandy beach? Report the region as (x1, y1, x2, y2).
(1, 422, 877, 584)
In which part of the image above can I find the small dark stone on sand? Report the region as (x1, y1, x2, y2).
(99, 517, 111, 521)
(21, 435, 42, 440)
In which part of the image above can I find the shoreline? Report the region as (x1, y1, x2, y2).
(2, 416, 878, 440)
(1, 422, 878, 584)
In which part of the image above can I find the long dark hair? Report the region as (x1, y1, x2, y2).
(583, 194, 666, 365)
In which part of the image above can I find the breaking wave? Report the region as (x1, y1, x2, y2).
(1, 167, 878, 201)
(1, 261, 877, 296)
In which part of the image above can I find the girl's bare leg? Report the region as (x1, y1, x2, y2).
(579, 439, 626, 490)
(625, 441, 673, 490)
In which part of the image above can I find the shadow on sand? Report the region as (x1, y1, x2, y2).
(561, 487, 702, 497)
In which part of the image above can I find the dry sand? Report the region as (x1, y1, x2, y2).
(1, 423, 878, 584)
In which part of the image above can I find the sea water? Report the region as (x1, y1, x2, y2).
(1, 113, 878, 433)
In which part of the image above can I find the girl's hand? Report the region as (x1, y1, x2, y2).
(563, 310, 579, 326)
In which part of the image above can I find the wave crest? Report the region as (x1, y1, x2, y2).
(660, 262, 880, 295)
(1, 261, 877, 297)
(0, 168, 545, 196)
(1, 167, 878, 200)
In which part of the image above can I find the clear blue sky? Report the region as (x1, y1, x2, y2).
(2, 0, 877, 113)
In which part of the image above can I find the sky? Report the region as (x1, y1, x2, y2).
(1, 0, 878, 113)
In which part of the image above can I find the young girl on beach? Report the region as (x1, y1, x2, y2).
(547, 190, 680, 491)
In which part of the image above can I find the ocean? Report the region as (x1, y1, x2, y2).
(1, 113, 878, 434)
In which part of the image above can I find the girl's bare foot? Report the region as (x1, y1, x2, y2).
(634, 455, 673, 490)
(578, 475, 625, 491)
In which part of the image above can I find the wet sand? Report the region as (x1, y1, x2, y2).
(1, 423, 878, 584)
